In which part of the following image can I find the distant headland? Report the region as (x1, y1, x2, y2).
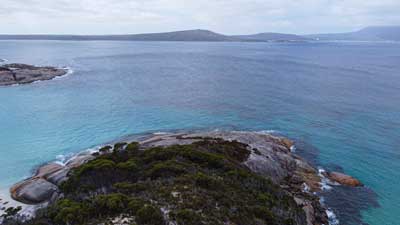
(0, 26, 399, 42)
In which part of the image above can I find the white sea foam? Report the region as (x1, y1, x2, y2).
(153, 132, 170, 135)
(326, 209, 340, 225)
(319, 197, 340, 225)
(316, 168, 341, 224)
(54, 145, 100, 167)
(55, 154, 73, 166)
(257, 130, 279, 134)
(318, 168, 340, 191)
(31, 79, 43, 84)
(53, 66, 74, 80)
(302, 182, 310, 193)
(63, 147, 99, 165)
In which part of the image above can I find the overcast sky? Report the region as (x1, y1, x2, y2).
(1, 0, 399, 35)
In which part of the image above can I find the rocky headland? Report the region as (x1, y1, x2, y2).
(0, 63, 68, 86)
(1, 131, 362, 225)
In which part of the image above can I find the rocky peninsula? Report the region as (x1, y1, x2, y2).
(1, 131, 362, 225)
(0, 63, 68, 86)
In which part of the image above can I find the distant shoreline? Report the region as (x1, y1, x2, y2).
(0, 26, 399, 42)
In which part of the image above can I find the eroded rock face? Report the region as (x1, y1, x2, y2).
(327, 171, 363, 187)
(0, 63, 67, 86)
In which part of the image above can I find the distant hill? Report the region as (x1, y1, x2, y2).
(233, 32, 310, 42)
(306, 26, 400, 41)
(0, 30, 234, 42)
(1, 26, 399, 42)
(0, 29, 305, 42)
(122, 29, 234, 42)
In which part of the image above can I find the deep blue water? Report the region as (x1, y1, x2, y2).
(0, 40, 399, 225)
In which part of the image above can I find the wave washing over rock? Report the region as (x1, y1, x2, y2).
(1, 131, 363, 225)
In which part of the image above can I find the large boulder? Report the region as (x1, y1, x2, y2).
(327, 172, 362, 187)
(9, 155, 95, 204)
(34, 163, 64, 178)
(10, 178, 58, 204)
(45, 168, 70, 185)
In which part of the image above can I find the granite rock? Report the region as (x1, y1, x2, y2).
(0, 63, 67, 86)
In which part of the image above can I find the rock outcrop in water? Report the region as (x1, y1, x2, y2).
(325, 171, 363, 187)
(4, 131, 342, 225)
(0, 64, 67, 86)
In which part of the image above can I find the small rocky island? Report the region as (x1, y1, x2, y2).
(2, 131, 362, 225)
(0, 63, 67, 86)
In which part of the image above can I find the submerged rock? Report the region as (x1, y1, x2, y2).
(0, 63, 67, 86)
(327, 171, 363, 187)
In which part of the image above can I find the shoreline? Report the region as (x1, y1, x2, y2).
(1, 130, 364, 225)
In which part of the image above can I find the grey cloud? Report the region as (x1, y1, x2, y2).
(0, 0, 399, 34)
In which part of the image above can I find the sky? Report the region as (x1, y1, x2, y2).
(0, 0, 399, 35)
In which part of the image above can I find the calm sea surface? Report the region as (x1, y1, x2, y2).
(0, 40, 399, 225)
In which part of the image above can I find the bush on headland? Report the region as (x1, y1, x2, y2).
(4, 139, 307, 225)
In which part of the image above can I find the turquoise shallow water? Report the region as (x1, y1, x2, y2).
(0, 40, 399, 225)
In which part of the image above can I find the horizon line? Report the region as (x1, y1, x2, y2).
(1, 25, 399, 36)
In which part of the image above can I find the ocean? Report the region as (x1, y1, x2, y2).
(0, 40, 399, 225)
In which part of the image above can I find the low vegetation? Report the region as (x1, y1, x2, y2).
(8, 139, 306, 225)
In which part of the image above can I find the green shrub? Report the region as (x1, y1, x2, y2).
(117, 159, 138, 170)
(113, 182, 147, 193)
(113, 142, 127, 152)
(128, 198, 146, 213)
(126, 142, 140, 153)
(252, 206, 275, 221)
(193, 172, 222, 190)
(51, 199, 91, 225)
(180, 149, 225, 169)
(145, 160, 188, 179)
(142, 145, 225, 169)
(257, 193, 274, 206)
(93, 193, 128, 214)
(136, 205, 164, 225)
(171, 209, 203, 225)
(74, 159, 116, 177)
(99, 145, 112, 153)
(193, 140, 250, 162)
